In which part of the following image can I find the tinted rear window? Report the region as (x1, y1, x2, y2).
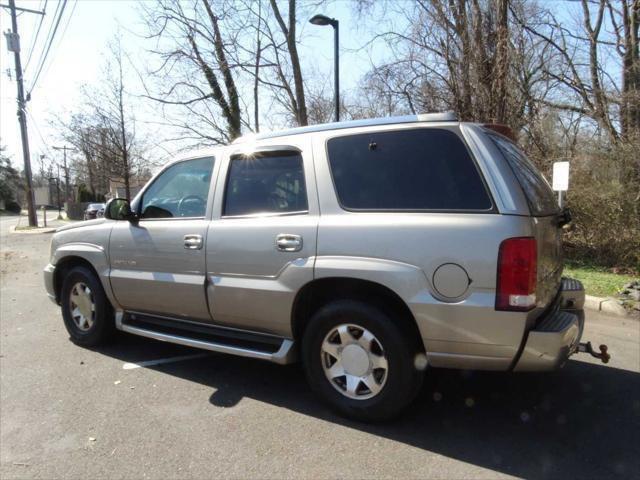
(487, 132, 559, 216)
(326, 128, 492, 211)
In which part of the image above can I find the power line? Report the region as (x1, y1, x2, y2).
(25, 107, 53, 159)
(27, 0, 61, 75)
(27, 0, 68, 95)
(24, 0, 49, 72)
(35, 0, 77, 90)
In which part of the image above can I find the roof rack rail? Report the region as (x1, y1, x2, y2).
(232, 112, 458, 144)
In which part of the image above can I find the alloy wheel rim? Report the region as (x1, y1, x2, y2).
(69, 282, 95, 331)
(321, 324, 388, 400)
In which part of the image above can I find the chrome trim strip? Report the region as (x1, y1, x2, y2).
(57, 242, 105, 252)
(220, 210, 309, 220)
(210, 256, 310, 280)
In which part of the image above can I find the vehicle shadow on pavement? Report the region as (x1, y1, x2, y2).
(96, 334, 640, 479)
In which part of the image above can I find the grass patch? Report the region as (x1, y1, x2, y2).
(563, 261, 639, 297)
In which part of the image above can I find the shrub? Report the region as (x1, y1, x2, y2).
(563, 144, 640, 271)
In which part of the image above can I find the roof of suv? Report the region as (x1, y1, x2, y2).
(232, 112, 459, 144)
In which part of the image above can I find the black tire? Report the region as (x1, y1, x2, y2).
(302, 299, 424, 422)
(60, 266, 115, 347)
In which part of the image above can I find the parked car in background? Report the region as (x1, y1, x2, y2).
(83, 203, 105, 220)
(44, 113, 609, 421)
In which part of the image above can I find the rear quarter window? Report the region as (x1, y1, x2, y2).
(487, 132, 559, 217)
(326, 128, 492, 211)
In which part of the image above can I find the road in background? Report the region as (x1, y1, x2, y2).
(1, 215, 639, 479)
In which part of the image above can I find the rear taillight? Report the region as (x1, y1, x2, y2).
(496, 237, 537, 311)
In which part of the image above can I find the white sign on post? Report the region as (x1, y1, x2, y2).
(552, 161, 570, 191)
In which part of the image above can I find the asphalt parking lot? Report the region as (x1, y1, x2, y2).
(1, 214, 639, 479)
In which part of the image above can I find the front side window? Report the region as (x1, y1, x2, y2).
(224, 152, 308, 217)
(326, 128, 492, 211)
(140, 157, 214, 219)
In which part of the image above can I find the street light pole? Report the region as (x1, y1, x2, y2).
(333, 20, 339, 122)
(309, 14, 340, 122)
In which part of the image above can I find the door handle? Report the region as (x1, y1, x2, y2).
(184, 234, 203, 250)
(276, 234, 302, 252)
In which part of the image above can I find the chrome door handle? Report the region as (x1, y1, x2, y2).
(184, 234, 203, 250)
(276, 234, 302, 252)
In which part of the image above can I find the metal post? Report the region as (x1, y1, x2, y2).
(558, 190, 563, 209)
(333, 20, 339, 122)
(7, 0, 37, 227)
(63, 146, 69, 205)
(51, 170, 62, 219)
(56, 177, 62, 218)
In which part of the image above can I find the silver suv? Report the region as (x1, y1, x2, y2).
(44, 113, 605, 421)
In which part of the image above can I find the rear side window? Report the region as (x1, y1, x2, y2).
(224, 152, 308, 217)
(487, 132, 559, 216)
(326, 129, 492, 211)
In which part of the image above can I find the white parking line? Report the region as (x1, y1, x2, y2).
(122, 353, 209, 370)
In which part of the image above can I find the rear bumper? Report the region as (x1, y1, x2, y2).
(513, 277, 585, 371)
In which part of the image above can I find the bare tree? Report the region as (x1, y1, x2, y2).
(66, 37, 150, 201)
(141, 0, 245, 143)
(511, 0, 625, 143)
(608, 0, 640, 140)
(267, 0, 308, 125)
(356, 0, 548, 131)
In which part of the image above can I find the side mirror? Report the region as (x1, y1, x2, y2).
(104, 198, 136, 222)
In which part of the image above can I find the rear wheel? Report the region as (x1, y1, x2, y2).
(302, 300, 424, 421)
(61, 266, 115, 346)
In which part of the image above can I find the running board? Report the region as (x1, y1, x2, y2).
(115, 312, 296, 365)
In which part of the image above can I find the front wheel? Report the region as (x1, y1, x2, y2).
(60, 266, 115, 347)
(302, 300, 424, 421)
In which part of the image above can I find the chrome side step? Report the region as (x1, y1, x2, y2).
(115, 312, 296, 365)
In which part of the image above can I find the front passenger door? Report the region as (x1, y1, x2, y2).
(109, 156, 216, 321)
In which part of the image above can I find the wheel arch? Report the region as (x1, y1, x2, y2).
(291, 276, 424, 350)
(53, 254, 114, 307)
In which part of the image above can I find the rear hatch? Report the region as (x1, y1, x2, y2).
(487, 132, 563, 309)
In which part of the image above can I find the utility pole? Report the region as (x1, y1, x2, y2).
(3, 0, 44, 227)
(52, 146, 73, 208)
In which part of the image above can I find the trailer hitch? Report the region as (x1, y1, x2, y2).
(577, 342, 610, 364)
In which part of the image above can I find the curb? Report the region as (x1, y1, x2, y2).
(584, 295, 629, 317)
(9, 225, 58, 234)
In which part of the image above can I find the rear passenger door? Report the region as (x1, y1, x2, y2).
(206, 141, 318, 337)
